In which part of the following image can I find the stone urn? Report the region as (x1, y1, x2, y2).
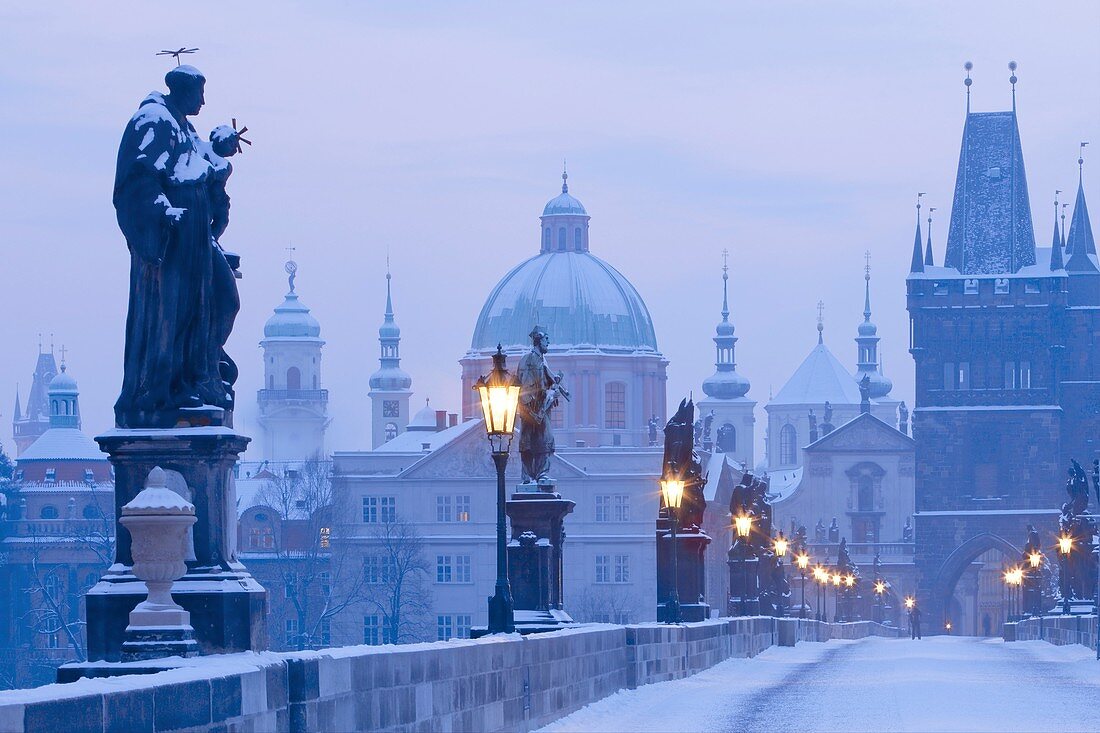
(119, 466, 200, 660)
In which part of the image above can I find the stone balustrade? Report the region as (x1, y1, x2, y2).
(0, 618, 901, 733)
(1006, 614, 1098, 649)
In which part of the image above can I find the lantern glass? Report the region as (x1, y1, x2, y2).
(774, 536, 789, 557)
(660, 479, 685, 510)
(734, 514, 753, 538)
(1058, 535, 1073, 555)
(1028, 552, 1042, 568)
(874, 581, 886, 595)
(474, 346, 520, 453)
(904, 596, 915, 609)
(796, 553, 810, 570)
(845, 575, 855, 587)
(832, 574, 841, 586)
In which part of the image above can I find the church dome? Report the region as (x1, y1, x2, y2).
(542, 190, 588, 217)
(407, 400, 437, 431)
(702, 369, 750, 400)
(857, 319, 877, 337)
(470, 252, 658, 353)
(369, 366, 412, 392)
(264, 292, 321, 339)
(48, 367, 78, 394)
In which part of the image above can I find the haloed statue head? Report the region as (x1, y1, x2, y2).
(165, 65, 206, 116)
(529, 326, 549, 354)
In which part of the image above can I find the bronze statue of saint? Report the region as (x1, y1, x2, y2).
(112, 65, 243, 428)
(517, 326, 568, 484)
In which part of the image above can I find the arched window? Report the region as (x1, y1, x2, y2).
(385, 422, 398, 441)
(574, 227, 583, 250)
(40, 505, 59, 520)
(286, 367, 301, 391)
(858, 475, 874, 511)
(268, 375, 274, 389)
(82, 504, 99, 520)
(543, 227, 551, 251)
(717, 423, 736, 453)
(558, 227, 567, 251)
(779, 424, 798, 465)
(604, 382, 626, 430)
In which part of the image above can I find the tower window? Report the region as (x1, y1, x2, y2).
(994, 278, 1009, 294)
(286, 367, 301, 391)
(779, 424, 797, 465)
(857, 475, 874, 511)
(575, 227, 583, 251)
(964, 279, 979, 295)
(717, 423, 736, 453)
(543, 227, 551, 251)
(604, 382, 626, 430)
(313, 375, 318, 389)
(384, 422, 398, 441)
(558, 227, 567, 251)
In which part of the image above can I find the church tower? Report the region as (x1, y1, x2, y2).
(697, 251, 755, 468)
(854, 254, 894, 402)
(12, 344, 59, 456)
(368, 268, 413, 448)
(257, 258, 330, 462)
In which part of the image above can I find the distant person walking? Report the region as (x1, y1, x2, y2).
(909, 606, 923, 639)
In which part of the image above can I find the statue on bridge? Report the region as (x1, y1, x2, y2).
(1058, 459, 1097, 604)
(660, 398, 705, 529)
(517, 326, 569, 485)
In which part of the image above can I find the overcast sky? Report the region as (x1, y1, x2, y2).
(1, 2, 1097, 463)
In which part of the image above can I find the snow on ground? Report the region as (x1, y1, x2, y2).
(539, 636, 1100, 733)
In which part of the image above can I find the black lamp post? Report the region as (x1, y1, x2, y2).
(660, 478, 685, 624)
(873, 579, 886, 624)
(733, 513, 753, 616)
(473, 346, 521, 634)
(813, 566, 826, 622)
(795, 552, 810, 619)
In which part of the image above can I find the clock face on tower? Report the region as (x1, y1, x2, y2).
(383, 400, 400, 418)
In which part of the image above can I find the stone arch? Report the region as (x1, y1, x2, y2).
(932, 532, 1020, 610)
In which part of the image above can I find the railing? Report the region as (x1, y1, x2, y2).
(807, 541, 915, 558)
(256, 389, 329, 402)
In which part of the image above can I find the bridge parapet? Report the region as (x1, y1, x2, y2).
(0, 618, 902, 733)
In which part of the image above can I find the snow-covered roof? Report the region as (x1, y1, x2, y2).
(373, 418, 476, 454)
(263, 291, 321, 339)
(18, 428, 106, 463)
(769, 342, 861, 407)
(766, 466, 803, 503)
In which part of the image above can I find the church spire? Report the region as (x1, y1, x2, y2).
(817, 300, 825, 345)
(1051, 192, 1065, 270)
(925, 207, 936, 266)
(701, 250, 750, 401)
(12, 386, 20, 422)
(910, 195, 925, 273)
(855, 254, 893, 399)
(368, 264, 413, 448)
(1066, 143, 1095, 260)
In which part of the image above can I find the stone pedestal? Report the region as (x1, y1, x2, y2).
(505, 482, 576, 633)
(656, 518, 711, 622)
(727, 543, 760, 617)
(86, 419, 267, 662)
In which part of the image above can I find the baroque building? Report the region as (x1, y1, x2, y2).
(907, 71, 1098, 631)
(257, 260, 330, 462)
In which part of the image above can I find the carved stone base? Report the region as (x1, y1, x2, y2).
(507, 486, 575, 618)
(121, 625, 200, 661)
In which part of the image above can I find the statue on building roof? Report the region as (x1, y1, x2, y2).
(815, 519, 826, 543)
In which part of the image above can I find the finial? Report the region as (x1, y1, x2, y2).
(720, 249, 730, 321)
(1081, 142, 1090, 179)
(37, 332, 42, 354)
(925, 207, 936, 266)
(863, 252, 872, 322)
(817, 300, 825, 344)
(1009, 61, 1018, 110)
(156, 47, 199, 66)
(964, 61, 973, 112)
(916, 192, 925, 220)
(50, 333, 54, 355)
(562, 160, 568, 194)
(1062, 202, 1069, 249)
(58, 344, 68, 370)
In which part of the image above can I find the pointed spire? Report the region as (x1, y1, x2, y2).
(816, 300, 825, 345)
(964, 61, 973, 114)
(1062, 203, 1069, 250)
(1066, 143, 1096, 260)
(863, 251, 872, 321)
(720, 248, 730, 322)
(1009, 61, 1018, 112)
(384, 258, 394, 319)
(910, 194, 925, 273)
(925, 207, 936, 266)
(1051, 191, 1065, 270)
(13, 385, 21, 422)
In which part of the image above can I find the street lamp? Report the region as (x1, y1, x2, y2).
(733, 513, 753, 616)
(795, 552, 810, 619)
(812, 566, 827, 621)
(873, 580, 886, 625)
(1058, 534, 1074, 615)
(904, 596, 915, 611)
(473, 345, 521, 634)
(660, 478, 685, 624)
(831, 572, 842, 623)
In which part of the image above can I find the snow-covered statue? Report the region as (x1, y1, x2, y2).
(660, 398, 706, 530)
(113, 65, 246, 428)
(517, 326, 569, 484)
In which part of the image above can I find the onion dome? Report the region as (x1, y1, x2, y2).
(702, 255, 750, 399)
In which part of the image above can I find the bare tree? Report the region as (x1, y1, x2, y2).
(255, 457, 370, 651)
(569, 587, 641, 625)
(361, 517, 433, 644)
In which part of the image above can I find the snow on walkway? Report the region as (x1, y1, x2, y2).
(539, 636, 1100, 733)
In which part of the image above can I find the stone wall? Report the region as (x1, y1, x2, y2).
(0, 618, 900, 733)
(1007, 615, 1097, 649)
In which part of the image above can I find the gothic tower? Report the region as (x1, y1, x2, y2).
(257, 259, 330, 461)
(697, 252, 755, 468)
(12, 345, 58, 456)
(368, 269, 413, 448)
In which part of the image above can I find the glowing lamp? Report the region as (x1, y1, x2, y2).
(832, 574, 841, 587)
(904, 596, 915, 610)
(795, 553, 810, 571)
(874, 580, 886, 595)
(845, 574, 855, 588)
(774, 534, 789, 557)
(660, 479, 685, 511)
(1028, 552, 1042, 569)
(1058, 535, 1073, 555)
(734, 514, 753, 538)
(473, 346, 521, 454)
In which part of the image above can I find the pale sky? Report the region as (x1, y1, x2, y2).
(1, 2, 1097, 464)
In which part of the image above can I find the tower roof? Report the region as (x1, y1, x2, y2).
(1050, 196, 1065, 271)
(943, 109, 1037, 274)
(771, 341, 861, 407)
(1066, 159, 1096, 262)
(542, 168, 588, 217)
(702, 252, 749, 400)
(264, 261, 321, 339)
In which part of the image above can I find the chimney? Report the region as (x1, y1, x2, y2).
(448, 413, 458, 428)
(435, 410, 447, 432)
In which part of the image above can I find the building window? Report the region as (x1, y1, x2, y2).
(44, 468, 56, 483)
(595, 555, 610, 583)
(437, 615, 453, 641)
(364, 555, 396, 584)
(47, 633, 60, 650)
(284, 573, 297, 599)
(40, 505, 59, 520)
(944, 362, 956, 390)
(455, 495, 471, 522)
(964, 279, 979, 295)
(437, 495, 471, 522)
(456, 614, 471, 639)
(384, 422, 398, 441)
(994, 278, 1009, 294)
(933, 281, 948, 296)
(779, 424, 797, 465)
(1025, 280, 1040, 294)
(437, 495, 452, 522)
(595, 495, 611, 522)
(249, 527, 273, 549)
(82, 504, 99, 520)
(1019, 361, 1031, 389)
(364, 615, 381, 645)
(363, 496, 396, 523)
(435, 555, 471, 584)
(455, 555, 471, 583)
(437, 555, 452, 583)
(286, 366, 301, 390)
(857, 475, 874, 511)
(615, 495, 629, 522)
(605, 382, 626, 430)
(614, 554, 630, 583)
(319, 571, 331, 596)
(1004, 361, 1016, 389)
(319, 527, 331, 548)
(383, 400, 400, 418)
(558, 227, 566, 251)
(958, 362, 970, 390)
(574, 227, 583, 251)
(285, 619, 298, 647)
